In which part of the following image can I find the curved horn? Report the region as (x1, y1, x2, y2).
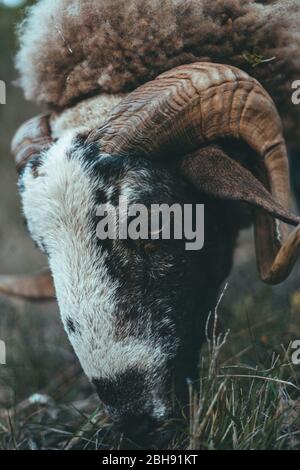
(0, 268, 55, 300)
(87, 62, 299, 284)
(11, 114, 52, 173)
(181, 146, 300, 285)
(7, 117, 54, 300)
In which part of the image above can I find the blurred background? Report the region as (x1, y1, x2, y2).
(0, 0, 299, 450)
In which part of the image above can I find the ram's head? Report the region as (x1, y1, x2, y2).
(3, 63, 300, 442)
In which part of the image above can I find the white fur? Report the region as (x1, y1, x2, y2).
(21, 135, 165, 382)
(50, 94, 126, 139)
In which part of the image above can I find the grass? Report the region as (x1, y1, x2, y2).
(0, 282, 300, 450)
(185, 295, 300, 450)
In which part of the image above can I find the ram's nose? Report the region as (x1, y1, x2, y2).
(115, 413, 159, 440)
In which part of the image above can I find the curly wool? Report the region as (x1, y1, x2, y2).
(16, 0, 300, 142)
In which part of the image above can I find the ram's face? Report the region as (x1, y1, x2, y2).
(13, 62, 298, 443)
(19, 133, 204, 438)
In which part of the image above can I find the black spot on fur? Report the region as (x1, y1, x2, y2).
(92, 370, 147, 410)
(109, 186, 121, 207)
(67, 136, 100, 164)
(66, 317, 79, 335)
(18, 173, 25, 193)
(40, 241, 49, 257)
(80, 141, 100, 166)
(18, 156, 42, 193)
(29, 155, 42, 178)
(89, 152, 126, 181)
(97, 237, 113, 252)
(95, 188, 108, 205)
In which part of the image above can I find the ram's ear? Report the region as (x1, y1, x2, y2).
(180, 145, 299, 226)
(11, 115, 52, 174)
(0, 268, 55, 300)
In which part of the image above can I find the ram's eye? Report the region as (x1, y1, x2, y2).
(142, 241, 159, 253)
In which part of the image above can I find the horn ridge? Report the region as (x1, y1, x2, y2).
(87, 62, 299, 284)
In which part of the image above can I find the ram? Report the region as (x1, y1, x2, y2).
(1, 0, 300, 443)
